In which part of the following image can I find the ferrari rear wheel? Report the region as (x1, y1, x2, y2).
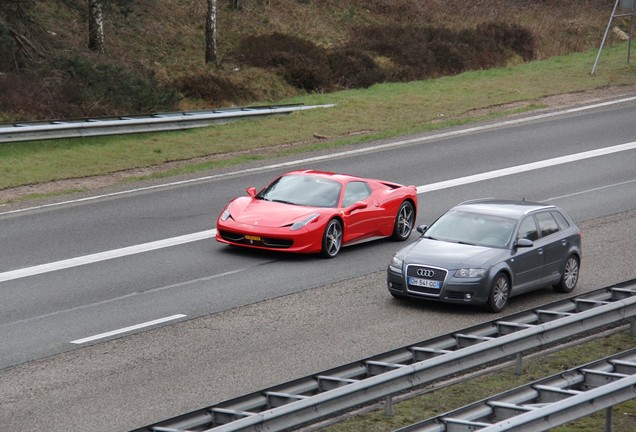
(321, 219, 342, 258)
(392, 201, 415, 241)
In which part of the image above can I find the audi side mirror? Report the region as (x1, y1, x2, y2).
(516, 238, 533, 248)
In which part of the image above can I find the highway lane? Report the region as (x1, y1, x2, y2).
(1, 99, 635, 370)
(2, 208, 636, 432)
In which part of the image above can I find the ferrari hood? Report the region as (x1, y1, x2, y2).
(228, 197, 323, 227)
(399, 237, 505, 268)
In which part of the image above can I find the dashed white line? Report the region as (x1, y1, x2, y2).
(416, 141, 636, 193)
(0, 229, 216, 283)
(70, 314, 187, 344)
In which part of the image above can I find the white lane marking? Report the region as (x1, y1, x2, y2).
(70, 314, 187, 344)
(0, 269, 244, 329)
(416, 141, 636, 193)
(2, 95, 635, 217)
(544, 178, 636, 202)
(1, 141, 635, 283)
(0, 229, 216, 283)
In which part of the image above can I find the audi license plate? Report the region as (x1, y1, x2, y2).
(408, 277, 440, 289)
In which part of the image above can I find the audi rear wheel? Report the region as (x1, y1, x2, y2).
(554, 255, 579, 293)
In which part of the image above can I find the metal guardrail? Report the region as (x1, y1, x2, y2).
(0, 104, 335, 143)
(396, 348, 636, 432)
(131, 278, 636, 432)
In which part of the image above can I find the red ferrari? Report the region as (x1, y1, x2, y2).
(216, 170, 418, 258)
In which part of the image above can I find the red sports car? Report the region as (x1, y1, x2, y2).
(216, 170, 418, 258)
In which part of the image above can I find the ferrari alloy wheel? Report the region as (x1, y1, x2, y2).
(554, 255, 580, 293)
(487, 273, 510, 313)
(392, 201, 415, 241)
(321, 219, 343, 258)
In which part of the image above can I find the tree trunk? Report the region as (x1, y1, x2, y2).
(205, 0, 217, 64)
(88, 0, 105, 53)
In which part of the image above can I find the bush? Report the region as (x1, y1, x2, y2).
(47, 55, 179, 117)
(173, 72, 255, 105)
(327, 47, 386, 89)
(235, 33, 331, 91)
(346, 23, 536, 81)
(0, 55, 179, 120)
(0, 23, 18, 72)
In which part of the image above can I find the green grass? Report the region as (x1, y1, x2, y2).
(321, 331, 636, 432)
(1, 44, 635, 197)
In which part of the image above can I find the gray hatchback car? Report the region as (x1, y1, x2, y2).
(387, 199, 582, 312)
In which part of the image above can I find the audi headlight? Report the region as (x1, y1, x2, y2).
(455, 268, 486, 278)
(390, 255, 403, 270)
(220, 203, 233, 221)
(290, 213, 319, 231)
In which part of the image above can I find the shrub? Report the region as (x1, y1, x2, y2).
(347, 23, 537, 81)
(0, 23, 18, 72)
(235, 33, 331, 91)
(173, 72, 255, 105)
(327, 47, 386, 89)
(49, 55, 179, 117)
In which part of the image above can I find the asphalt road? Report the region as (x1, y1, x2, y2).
(0, 96, 635, 431)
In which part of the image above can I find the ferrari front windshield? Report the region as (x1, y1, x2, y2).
(257, 175, 342, 208)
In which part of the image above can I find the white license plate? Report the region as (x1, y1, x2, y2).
(408, 277, 440, 289)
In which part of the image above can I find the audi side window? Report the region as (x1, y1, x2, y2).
(536, 211, 560, 238)
(517, 216, 538, 241)
(551, 211, 570, 230)
(342, 181, 370, 207)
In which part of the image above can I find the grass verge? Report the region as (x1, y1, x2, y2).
(316, 330, 636, 432)
(1, 44, 635, 194)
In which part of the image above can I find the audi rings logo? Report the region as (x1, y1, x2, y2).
(416, 268, 435, 278)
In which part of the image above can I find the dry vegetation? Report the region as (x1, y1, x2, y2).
(0, 0, 627, 121)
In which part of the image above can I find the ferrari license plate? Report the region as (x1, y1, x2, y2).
(408, 277, 440, 289)
(245, 235, 262, 241)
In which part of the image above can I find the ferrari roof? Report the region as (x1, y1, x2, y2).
(285, 169, 362, 182)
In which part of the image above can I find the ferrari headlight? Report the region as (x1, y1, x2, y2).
(455, 268, 486, 278)
(290, 213, 319, 231)
(220, 203, 233, 221)
(390, 255, 403, 270)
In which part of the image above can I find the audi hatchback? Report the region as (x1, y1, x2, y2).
(387, 199, 582, 312)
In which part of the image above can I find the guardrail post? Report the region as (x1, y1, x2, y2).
(606, 406, 613, 432)
(515, 352, 523, 375)
(630, 318, 636, 337)
(385, 395, 394, 416)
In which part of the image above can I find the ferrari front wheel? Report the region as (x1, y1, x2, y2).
(392, 201, 415, 241)
(321, 219, 342, 258)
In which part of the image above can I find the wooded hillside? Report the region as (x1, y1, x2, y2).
(0, 0, 626, 121)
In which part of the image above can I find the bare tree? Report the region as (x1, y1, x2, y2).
(88, 0, 105, 53)
(206, 0, 217, 63)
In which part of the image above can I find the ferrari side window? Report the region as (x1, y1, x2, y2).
(342, 182, 371, 207)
